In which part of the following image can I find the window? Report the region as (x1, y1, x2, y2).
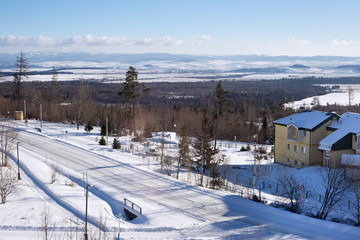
(294, 160, 298, 165)
(301, 147, 306, 154)
(288, 143, 291, 151)
(295, 145, 298, 152)
(301, 162, 305, 167)
(287, 158, 291, 163)
(303, 130, 306, 137)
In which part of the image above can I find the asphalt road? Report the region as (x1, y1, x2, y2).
(17, 130, 360, 239)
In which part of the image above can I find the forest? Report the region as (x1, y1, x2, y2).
(1, 61, 360, 144)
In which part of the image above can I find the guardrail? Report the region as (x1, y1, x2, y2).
(124, 198, 142, 215)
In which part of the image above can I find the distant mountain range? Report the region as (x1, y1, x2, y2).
(1, 52, 360, 82)
(1, 52, 360, 68)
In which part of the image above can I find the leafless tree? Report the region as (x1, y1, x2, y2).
(350, 180, 360, 226)
(39, 204, 55, 240)
(157, 131, 166, 174)
(316, 167, 350, 220)
(278, 170, 302, 213)
(0, 122, 18, 167)
(50, 162, 62, 184)
(252, 145, 268, 202)
(0, 166, 18, 204)
(348, 86, 354, 111)
(164, 155, 172, 176)
(73, 80, 93, 130)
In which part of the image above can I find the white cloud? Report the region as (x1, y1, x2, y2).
(0, 34, 211, 48)
(287, 38, 311, 46)
(332, 38, 352, 46)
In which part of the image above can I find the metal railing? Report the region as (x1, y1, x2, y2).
(124, 198, 142, 215)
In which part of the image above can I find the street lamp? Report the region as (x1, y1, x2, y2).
(84, 183, 93, 240)
(17, 142, 20, 180)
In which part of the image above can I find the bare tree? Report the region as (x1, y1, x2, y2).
(278, 171, 302, 213)
(348, 86, 354, 111)
(39, 204, 55, 240)
(164, 155, 172, 176)
(252, 145, 268, 202)
(73, 80, 93, 130)
(0, 166, 18, 204)
(50, 162, 62, 184)
(316, 167, 350, 220)
(350, 180, 360, 226)
(0, 122, 18, 167)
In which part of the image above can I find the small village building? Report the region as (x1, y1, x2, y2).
(319, 112, 360, 169)
(14, 111, 24, 120)
(273, 110, 339, 168)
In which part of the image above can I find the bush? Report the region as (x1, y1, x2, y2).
(84, 121, 93, 133)
(113, 138, 121, 149)
(99, 136, 106, 146)
(240, 146, 248, 151)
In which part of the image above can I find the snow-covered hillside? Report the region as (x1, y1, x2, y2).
(1, 119, 360, 239)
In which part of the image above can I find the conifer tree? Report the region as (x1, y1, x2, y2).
(118, 66, 151, 134)
(214, 81, 229, 149)
(193, 110, 218, 186)
(14, 51, 29, 108)
(177, 125, 191, 179)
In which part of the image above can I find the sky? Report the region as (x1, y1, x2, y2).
(1, 0, 360, 56)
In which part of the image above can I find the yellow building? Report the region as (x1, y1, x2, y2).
(273, 111, 338, 168)
(319, 112, 360, 168)
(14, 111, 24, 120)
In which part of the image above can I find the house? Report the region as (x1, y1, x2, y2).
(273, 110, 339, 168)
(319, 112, 360, 169)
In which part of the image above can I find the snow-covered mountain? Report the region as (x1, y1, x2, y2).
(2, 52, 360, 82)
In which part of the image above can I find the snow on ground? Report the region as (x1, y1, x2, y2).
(1, 119, 360, 239)
(285, 84, 360, 109)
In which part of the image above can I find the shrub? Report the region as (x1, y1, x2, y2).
(113, 138, 121, 149)
(84, 121, 93, 133)
(99, 136, 106, 146)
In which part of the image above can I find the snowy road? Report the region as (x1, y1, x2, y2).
(17, 130, 360, 239)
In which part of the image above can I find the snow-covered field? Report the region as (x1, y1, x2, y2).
(285, 84, 360, 110)
(1, 119, 360, 239)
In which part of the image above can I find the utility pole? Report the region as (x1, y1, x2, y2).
(23, 100, 26, 118)
(84, 183, 92, 240)
(40, 104, 43, 128)
(17, 142, 20, 180)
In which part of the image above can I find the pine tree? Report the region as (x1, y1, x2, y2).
(84, 121, 93, 133)
(99, 136, 106, 146)
(118, 67, 151, 134)
(214, 81, 229, 149)
(113, 138, 121, 149)
(177, 125, 191, 180)
(14, 51, 29, 108)
(193, 110, 218, 186)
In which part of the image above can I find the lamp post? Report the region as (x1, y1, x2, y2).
(84, 183, 92, 240)
(17, 142, 20, 180)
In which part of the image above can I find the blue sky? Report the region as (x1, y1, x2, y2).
(0, 0, 359, 56)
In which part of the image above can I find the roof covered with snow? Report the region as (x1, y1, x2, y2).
(319, 112, 360, 151)
(273, 110, 337, 130)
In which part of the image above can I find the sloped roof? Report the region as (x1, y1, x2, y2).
(319, 112, 360, 151)
(327, 112, 360, 133)
(273, 111, 336, 130)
